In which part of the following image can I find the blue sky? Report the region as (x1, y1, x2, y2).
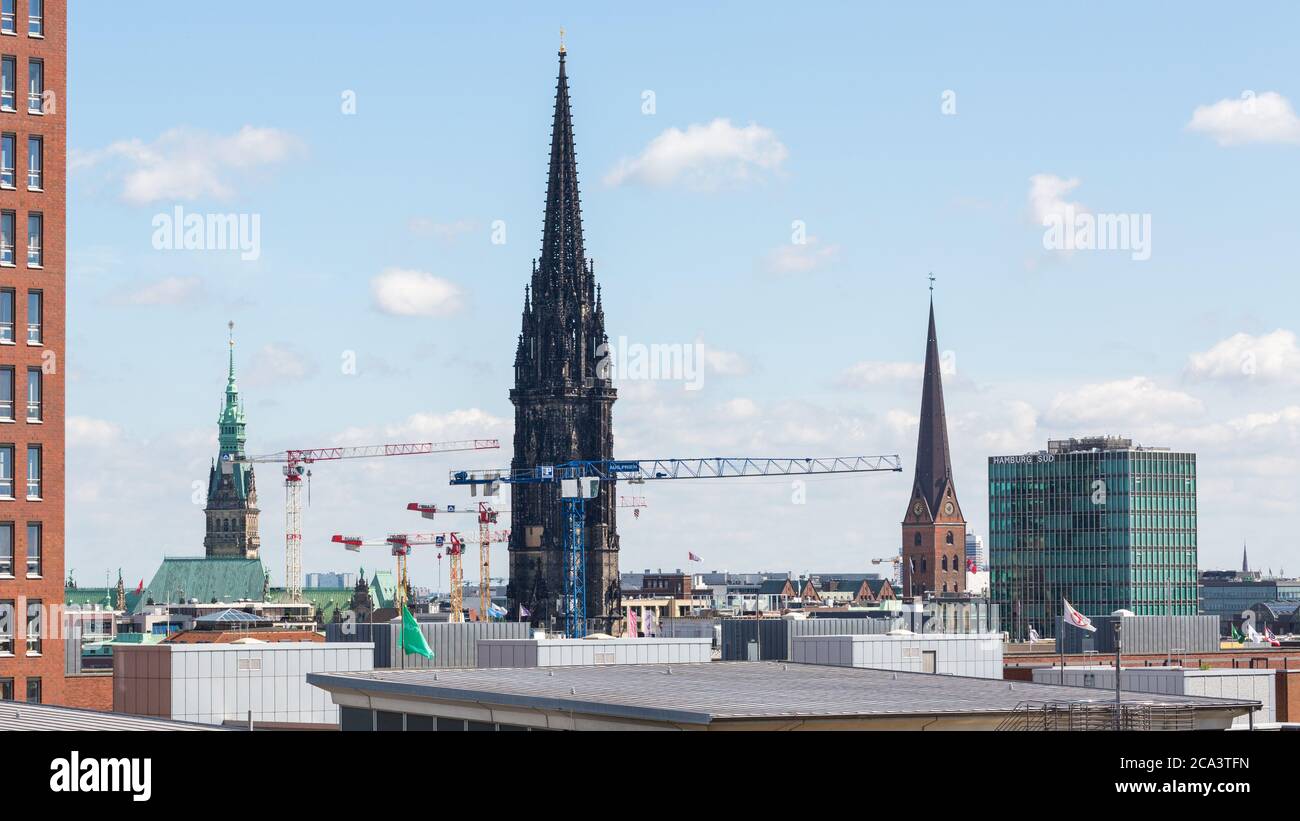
(66, 2, 1300, 588)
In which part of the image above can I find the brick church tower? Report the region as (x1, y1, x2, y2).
(901, 291, 965, 597)
(508, 47, 619, 629)
(203, 323, 261, 559)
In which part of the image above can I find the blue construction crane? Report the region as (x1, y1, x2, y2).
(449, 455, 902, 638)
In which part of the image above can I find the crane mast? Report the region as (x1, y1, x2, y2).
(240, 438, 499, 601)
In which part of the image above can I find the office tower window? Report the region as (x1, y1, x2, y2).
(25, 597, 39, 654)
(0, 56, 12, 110)
(25, 133, 38, 188)
(0, 289, 10, 341)
(26, 58, 40, 113)
(0, 524, 10, 574)
(0, 367, 12, 420)
(25, 367, 38, 420)
(0, 0, 12, 34)
(0, 210, 13, 264)
(0, 602, 11, 654)
(25, 211, 39, 266)
(0, 132, 12, 187)
(25, 290, 38, 343)
(25, 446, 38, 499)
(27, 0, 40, 37)
(25, 522, 38, 573)
(0, 445, 11, 497)
(25, 677, 39, 702)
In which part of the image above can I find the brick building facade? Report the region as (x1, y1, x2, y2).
(0, 0, 64, 706)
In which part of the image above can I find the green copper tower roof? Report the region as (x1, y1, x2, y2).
(218, 320, 247, 458)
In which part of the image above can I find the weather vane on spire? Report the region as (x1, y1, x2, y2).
(559, 27, 566, 54)
(928, 272, 935, 294)
(228, 320, 235, 348)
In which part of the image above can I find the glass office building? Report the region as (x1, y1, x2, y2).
(989, 437, 1197, 640)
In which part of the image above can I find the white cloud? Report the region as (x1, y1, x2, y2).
(761, 236, 840, 276)
(1043, 376, 1204, 427)
(717, 398, 760, 421)
(245, 344, 317, 387)
(118, 275, 204, 306)
(1186, 330, 1300, 384)
(67, 416, 122, 448)
(370, 268, 464, 317)
(604, 118, 788, 190)
(1187, 91, 1300, 146)
(703, 347, 751, 377)
(1028, 173, 1084, 224)
(72, 125, 301, 204)
(837, 360, 922, 388)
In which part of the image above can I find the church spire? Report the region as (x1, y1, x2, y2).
(912, 283, 955, 513)
(537, 45, 586, 290)
(218, 321, 247, 457)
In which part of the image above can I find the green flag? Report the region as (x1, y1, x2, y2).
(399, 604, 434, 659)
(1231, 625, 1244, 643)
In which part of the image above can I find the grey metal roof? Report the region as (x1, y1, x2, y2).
(307, 661, 1260, 726)
(0, 701, 231, 731)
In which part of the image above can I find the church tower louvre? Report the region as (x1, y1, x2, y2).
(901, 288, 966, 597)
(203, 323, 261, 559)
(508, 45, 619, 629)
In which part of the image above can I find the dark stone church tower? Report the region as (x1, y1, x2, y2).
(508, 47, 619, 629)
(901, 293, 966, 597)
(204, 324, 261, 559)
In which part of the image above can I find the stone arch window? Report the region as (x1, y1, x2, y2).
(913, 532, 922, 547)
(953, 554, 960, 570)
(942, 555, 948, 571)
(945, 530, 955, 545)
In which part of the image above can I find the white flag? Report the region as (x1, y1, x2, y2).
(1244, 621, 1263, 644)
(1028, 626, 1042, 643)
(1063, 599, 1096, 632)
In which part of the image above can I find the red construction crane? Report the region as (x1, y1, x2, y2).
(239, 438, 499, 601)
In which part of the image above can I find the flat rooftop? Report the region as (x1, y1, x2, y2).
(307, 661, 1258, 726)
(0, 701, 230, 731)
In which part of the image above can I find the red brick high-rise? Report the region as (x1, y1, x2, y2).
(0, 0, 64, 705)
(901, 291, 965, 598)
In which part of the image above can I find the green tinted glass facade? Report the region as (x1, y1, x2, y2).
(989, 444, 1197, 640)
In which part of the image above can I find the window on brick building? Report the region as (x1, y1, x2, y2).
(0, 523, 10, 575)
(25, 597, 39, 654)
(0, 676, 12, 699)
(0, 445, 12, 497)
(0, 288, 11, 341)
(25, 676, 39, 702)
(0, 132, 12, 187)
(26, 58, 41, 113)
(25, 446, 38, 499)
(26, 134, 38, 188)
(0, 0, 12, 35)
(0, 209, 14, 265)
(27, 0, 42, 37)
(25, 366, 38, 420)
(26, 211, 39, 266)
(25, 521, 39, 573)
(0, 367, 12, 420)
(0, 56, 13, 110)
(25, 289, 38, 343)
(0, 600, 11, 654)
